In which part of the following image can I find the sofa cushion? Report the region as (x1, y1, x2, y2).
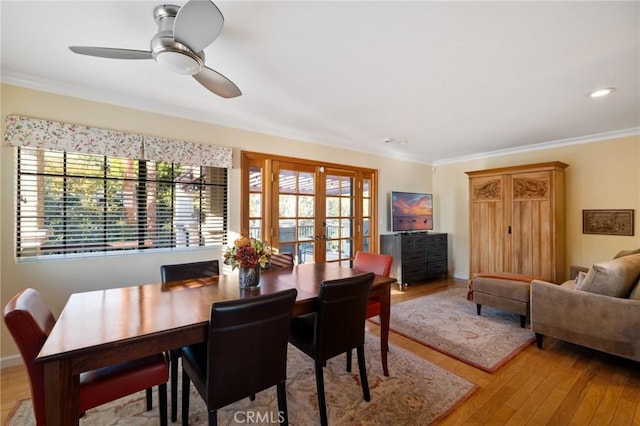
(629, 277, 640, 300)
(579, 253, 640, 298)
(613, 248, 640, 259)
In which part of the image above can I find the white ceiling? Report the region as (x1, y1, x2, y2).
(1, 1, 639, 165)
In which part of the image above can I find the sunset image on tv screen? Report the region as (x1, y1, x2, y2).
(392, 192, 433, 231)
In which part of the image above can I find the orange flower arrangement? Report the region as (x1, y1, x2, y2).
(223, 236, 271, 270)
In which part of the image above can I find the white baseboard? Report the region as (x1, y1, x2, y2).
(1, 355, 24, 369)
(452, 272, 469, 280)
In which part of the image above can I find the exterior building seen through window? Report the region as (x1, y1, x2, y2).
(16, 147, 227, 258)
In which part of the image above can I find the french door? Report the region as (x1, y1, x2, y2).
(241, 152, 377, 265)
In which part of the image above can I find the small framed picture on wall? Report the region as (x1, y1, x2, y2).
(582, 209, 634, 236)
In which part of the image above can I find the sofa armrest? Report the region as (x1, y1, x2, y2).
(531, 279, 640, 361)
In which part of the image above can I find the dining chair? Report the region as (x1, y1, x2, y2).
(160, 259, 220, 284)
(347, 251, 394, 376)
(268, 252, 295, 269)
(160, 259, 220, 421)
(3, 288, 169, 426)
(180, 288, 298, 426)
(288, 272, 375, 426)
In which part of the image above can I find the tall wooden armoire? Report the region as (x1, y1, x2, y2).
(466, 161, 568, 283)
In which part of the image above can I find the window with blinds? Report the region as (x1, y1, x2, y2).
(16, 147, 227, 258)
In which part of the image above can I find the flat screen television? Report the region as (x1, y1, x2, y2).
(391, 191, 433, 232)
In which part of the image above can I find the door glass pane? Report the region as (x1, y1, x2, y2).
(326, 197, 339, 216)
(340, 199, 353, 216)
(339, 176, 352, 196)
(299, 241, 314, 264)
(249, 219, 261, 239)
(298, 219, 314, 241)
(249, 193, 261, 217)
(298, 196, 314, 217)
(279, 170, 297, 194)
(340, 218, 352, 238)
(299, 172, 314, 194)
(279, 219, 295, 242)
(362, 198, 370, 216)
(279, 194, 296, 217)
(249, 167, 262, 191)
(342, 239, 352, 259)
(326, 219, 339, 239)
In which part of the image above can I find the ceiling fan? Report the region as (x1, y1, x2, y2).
(69, 0, 241, 99)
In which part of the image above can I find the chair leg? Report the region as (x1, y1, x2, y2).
(520, 315, 526, 328)
(314, 362, 328, 426)
(170, 354, 179, 422)
(208, 409, 217, 426)
(181, 368, 190, 426)
(476, 304, 482, 316)
(158, 383, 168, 426)
(356, 345, 370, 402)
(346, 349, 352, 372)
(146, 388, 153, 411)
(535, 333, 544, 349)
(277, 381, 289, 426)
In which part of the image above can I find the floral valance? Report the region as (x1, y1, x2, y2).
(3, 115, 232, 168)
(144, 135, 232, 168)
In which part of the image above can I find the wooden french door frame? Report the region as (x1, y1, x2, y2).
(240, 151, 378, 263)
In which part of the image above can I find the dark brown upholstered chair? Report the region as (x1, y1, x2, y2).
(268, 252, 295, 269)
(160, 259, 220, 284)
(3, 288, 169, 426)
(347, 251, 393, 375)
(181, 288, 298, 426)
(160, 259, 220, 421)
(288, 272, 375, 426)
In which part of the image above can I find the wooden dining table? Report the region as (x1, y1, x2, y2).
(35, 262, 396, 425)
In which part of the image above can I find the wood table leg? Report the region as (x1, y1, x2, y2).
(379, 282, 390, 376)
(43, 360, 80, 425)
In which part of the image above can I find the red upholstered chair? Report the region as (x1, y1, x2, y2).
(3, 288, 169, 426)
(347, 251, 393, 375)
(267, 252, 295, 269)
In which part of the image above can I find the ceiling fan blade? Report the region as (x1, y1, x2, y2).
(174, 0, 224, 53)
(69, 46, 153, 60)
(193, 66, 241, 99)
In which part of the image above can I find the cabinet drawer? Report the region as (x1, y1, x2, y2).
(427, 261, 447, 275)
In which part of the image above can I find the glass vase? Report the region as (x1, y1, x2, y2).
(238, 265, 261, 289)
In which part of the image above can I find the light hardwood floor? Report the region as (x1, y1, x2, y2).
(2, 277, 639, 425)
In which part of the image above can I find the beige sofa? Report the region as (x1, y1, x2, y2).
(531, 251, 640, 362)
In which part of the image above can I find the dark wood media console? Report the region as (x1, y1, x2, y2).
(380, 232, 448, 290)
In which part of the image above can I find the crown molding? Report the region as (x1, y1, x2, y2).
(432, 128, 640, 167)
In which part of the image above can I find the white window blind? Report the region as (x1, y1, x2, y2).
(4, 115, 231, 258)
(16, 147, 227, 258)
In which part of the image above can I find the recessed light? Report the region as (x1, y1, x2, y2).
(382, 138, 408, 145)
(587, 88, 616, 98)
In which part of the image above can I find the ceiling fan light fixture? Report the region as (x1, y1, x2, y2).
(155, 49, 203, 75)
(587, 87, 616, 98)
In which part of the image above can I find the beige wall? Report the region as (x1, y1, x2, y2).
(0, 84, 431, 362)
(2, 84, 639, 363)
(433, 135, 640, 279)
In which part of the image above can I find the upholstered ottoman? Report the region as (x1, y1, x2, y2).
(468, 273, 540, 327)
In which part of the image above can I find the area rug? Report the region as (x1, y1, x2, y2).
(373, 286, 535, 373)
(6, 334, 477, 426)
